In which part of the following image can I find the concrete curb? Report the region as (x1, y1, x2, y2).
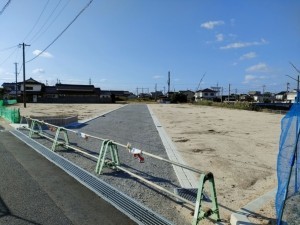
(147, 105, 198, 188)
(230, 189, 276, 224)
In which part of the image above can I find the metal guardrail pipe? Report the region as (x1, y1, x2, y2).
(116, 165, 195, 207)
(26, 117, 205, 174)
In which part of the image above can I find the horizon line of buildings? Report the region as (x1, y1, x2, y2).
(1, 77, 298, 103)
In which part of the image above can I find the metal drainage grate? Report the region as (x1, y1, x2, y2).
(11, 130, 172, 225)
(174, 188, 211, 203)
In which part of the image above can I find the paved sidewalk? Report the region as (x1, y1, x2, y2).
(0, 131, 136, 225)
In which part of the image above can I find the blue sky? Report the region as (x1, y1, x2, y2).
(0, 0, 299, 94)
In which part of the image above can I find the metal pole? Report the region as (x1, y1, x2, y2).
(116, 166, 195, 207)
(228, 84, 230, 101)
(14, 62, 18, 100)
(297, 75, 299, 103)
(20, 43, 30, 108)
(27, 117, 206, 174)
(22, 43, 26, 108)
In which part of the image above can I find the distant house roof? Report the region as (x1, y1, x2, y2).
(195, 88, 217, 93)
(23, 77, 44, 85)
(151, 91, 164, 96)
(179, 90, 195, 94)
(103, 90, 130, 96)
(248, 91, 261, 96)
(56, 84, 95, 92)
(276, 91, 286, 95)
(94, 88, 101, 95)
(1, 82, 17, 87)
(44, 86, 58, 94)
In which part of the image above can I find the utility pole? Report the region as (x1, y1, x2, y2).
(167, 71, 170, 94)
(14, 62, 18, 100)
(262, 85, 266, 94)
(287, 82, 290, 93)
(155, 83, 157, 101)
(221, 87, 223, 102)
(19, 43, 30, 108)
(228, 84, 231, 101)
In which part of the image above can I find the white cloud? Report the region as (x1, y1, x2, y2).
(216, 33, 224, 42)
(32, 68, 45, 74)
(220, 39, 267, 50)
(243, 74, 266, 84)
(201, 20, 224, 29)
(240, 52, 257, 60)
(246, 63, 269, 73)
(243, 74, 256, 83)
(153, 75, 163, 79)
(32, 50, 53, 58)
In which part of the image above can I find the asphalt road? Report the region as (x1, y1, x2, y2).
(0, 130, 136, 225)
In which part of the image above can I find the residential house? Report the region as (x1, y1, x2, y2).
(248, 91, 263, 102)
(248, 91, 261, 96)
(194, 88, 217, 102)
(179, 90, 195, 102)
(100, 90, 133, 102)
(239, 94, 253, 102)
(42, 84, 101, 103)
(150, 91, 164, 99)
(286, 90, 298, 103)
(2, 82, 22, 97)
(2, 78, 103, 103)
(18, 77, 45, 102)
(275, 91, 287, 102)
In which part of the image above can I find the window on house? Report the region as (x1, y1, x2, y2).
(204, 93, 208, 96)
(26, 87, 33, 90)
(210, 93, 214, 96)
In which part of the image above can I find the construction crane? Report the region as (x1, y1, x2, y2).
(195, 72, 206, 91)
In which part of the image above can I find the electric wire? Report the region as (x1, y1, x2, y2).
(0, 46, 18, 66)
(22, 0, 50, 42)
(30, 0, 71, 44)
(26, 0, 93, 63)
(0, 0, 11, 15)
(28, 0, 63, 44)
(0, 45, 18, 52)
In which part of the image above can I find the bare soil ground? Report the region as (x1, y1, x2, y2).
(148, 104, 282, 224)
(10, 103, 123, 121)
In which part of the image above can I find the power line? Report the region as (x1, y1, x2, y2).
(22, 0, 50, 42)
(28, 0, 63, 43)
(0, 0, 12, 15)
(0, 44, 18, 52)
(30, 0, 71, 44)
(26, 0, 93, 63)
(0, 46, 18, 66)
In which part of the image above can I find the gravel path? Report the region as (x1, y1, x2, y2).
(21, 104, 191, 225)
